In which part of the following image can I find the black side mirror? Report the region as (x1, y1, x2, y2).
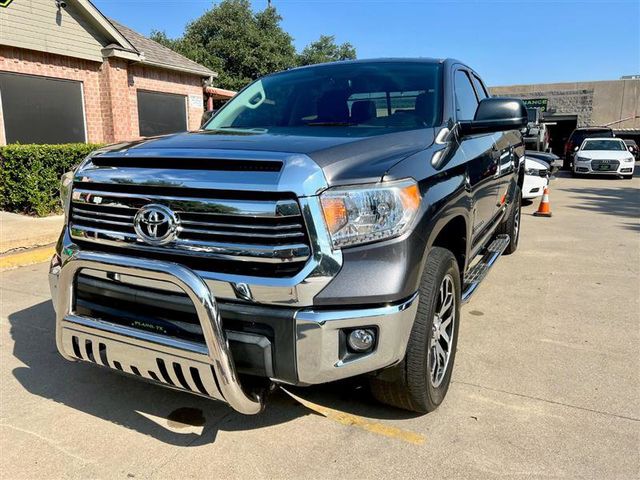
(459, 98, 527, 136)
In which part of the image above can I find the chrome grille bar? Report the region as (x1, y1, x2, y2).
(179, 227, 304, 239)
(72, 189, 301, 217)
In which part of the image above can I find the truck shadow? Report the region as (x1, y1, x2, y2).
(9, 300, 421, 446)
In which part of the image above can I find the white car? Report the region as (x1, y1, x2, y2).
(523, 156, 550, 199)
(573, 138, 636, 179)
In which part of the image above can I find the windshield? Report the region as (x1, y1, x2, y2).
(204, 62, 442, 135)
(582, 139, 626, 151)
(571, 129, 613, 144)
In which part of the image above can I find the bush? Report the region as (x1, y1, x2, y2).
(0, 143, 103, 217)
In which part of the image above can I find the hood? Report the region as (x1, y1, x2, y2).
(525, 157, 549, 170)
(94, 128, 435, 186)
(577, 150, 633, 160)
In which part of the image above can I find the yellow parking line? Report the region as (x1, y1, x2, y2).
(282, 388, 425, 445)
(0, 246, 54, 271)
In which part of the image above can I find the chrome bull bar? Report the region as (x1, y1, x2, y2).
(55, 251, 263, 415)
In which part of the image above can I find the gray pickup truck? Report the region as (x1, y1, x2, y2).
(50, 59, 527, 414)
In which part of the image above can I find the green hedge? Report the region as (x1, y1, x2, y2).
(0, 143, 103, 217)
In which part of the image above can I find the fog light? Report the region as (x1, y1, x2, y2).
(347, 329, 376, 352)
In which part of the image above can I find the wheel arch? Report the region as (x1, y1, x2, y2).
(427, 213, 469, 279)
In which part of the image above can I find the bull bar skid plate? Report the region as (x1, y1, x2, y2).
(55, 251, 264, 415)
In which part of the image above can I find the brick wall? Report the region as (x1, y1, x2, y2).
(0, 46, 205, 145)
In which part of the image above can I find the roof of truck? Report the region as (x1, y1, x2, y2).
(286, 57, 451, 72)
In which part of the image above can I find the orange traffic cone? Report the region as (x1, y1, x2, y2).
(533, 187, 552, 217)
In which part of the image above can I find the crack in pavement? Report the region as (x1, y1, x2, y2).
(453, 380, 640, 422)
(0, 423, 93, 464)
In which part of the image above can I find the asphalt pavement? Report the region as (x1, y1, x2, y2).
(1, 171, 638, 479)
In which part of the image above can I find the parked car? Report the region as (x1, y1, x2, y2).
(623, 139, 639, 161)
(523, 156, 550, 199)
(564, 127, 614, 170)
(573, 138, 635, 179)
(525, 150, 560, 172)
(51, 59, 527, 415)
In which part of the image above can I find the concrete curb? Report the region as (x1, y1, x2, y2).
(0, 212, 63, 255)
(0, 245, 55, 271)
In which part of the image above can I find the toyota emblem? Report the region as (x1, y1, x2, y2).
(134, 204, 179, 245)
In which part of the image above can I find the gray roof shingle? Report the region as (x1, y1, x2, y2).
(109, 19, 216, 78)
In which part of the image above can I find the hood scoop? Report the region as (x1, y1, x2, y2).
(91, 156, 283, 172)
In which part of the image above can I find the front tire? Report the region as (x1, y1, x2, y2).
(369, 247, 461, 413)
(496, 185, 521, 255)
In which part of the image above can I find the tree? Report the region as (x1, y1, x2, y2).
(297, 35, 356, 66)
(150, 0, 297, 91)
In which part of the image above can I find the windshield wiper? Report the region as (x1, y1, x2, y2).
(305, 121, 355, 127)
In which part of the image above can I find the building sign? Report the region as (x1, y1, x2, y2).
(0, 0, 14, 7)
(189, 94, 203, 109)
(522, 98, 548, 112)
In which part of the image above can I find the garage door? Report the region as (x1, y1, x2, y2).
(0, 72, 86, 144)
(137, 90, 187, 137)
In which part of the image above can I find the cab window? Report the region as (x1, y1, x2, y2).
(471, 75, 489, 100)
(454, 70, 479, 121)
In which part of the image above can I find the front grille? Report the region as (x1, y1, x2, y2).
(591, 160, 620, 170)
(69, 182, 311, 277)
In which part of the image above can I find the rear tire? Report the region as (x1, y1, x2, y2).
(369, 247, 461, 413)
(496, 185, 521, 255)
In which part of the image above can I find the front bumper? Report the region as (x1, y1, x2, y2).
(50, 250, 418, 412)
(574, 162, 635, 175)
(522, 173, 548, 199)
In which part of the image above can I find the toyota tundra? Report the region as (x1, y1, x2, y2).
(50, 59, 527, 414)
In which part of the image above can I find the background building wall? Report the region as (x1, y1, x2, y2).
(0, 47, 204, 145)
(491, 79, 640, 129)
(0, 0, 107, 62)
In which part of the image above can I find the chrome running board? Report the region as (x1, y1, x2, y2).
(55, 251, 263, 415)
(461, 234, 510, 303)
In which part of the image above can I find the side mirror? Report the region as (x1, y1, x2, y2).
(629, 146, 634, 152)
(574, 146, 579, 152)
(459, 98, 528, 136)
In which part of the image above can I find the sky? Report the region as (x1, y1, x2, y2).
(93, 0, 640, 86)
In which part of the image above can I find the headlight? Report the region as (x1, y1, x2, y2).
(525, 168, 538, 175)
(576, 156, 591, 162)
(60, 171, 74, 219)
(320, 178, 421, 248)
(623, 156, 634, 163)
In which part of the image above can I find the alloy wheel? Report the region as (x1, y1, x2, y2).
(429, 274, 456, 388)
(513, 203, 520, 244)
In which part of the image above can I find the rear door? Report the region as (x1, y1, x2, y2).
(454, 69, 498, 239)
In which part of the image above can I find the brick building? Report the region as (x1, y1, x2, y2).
(0, 0, 224, 145)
